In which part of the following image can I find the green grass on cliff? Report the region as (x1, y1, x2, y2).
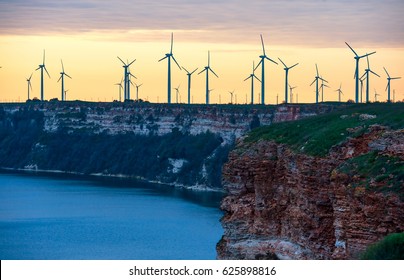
(338, 151, 404, 199)
(246, 103, 404, 157)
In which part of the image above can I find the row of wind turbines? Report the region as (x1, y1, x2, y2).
(20, 34, 401, 104)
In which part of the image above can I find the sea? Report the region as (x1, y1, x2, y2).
(0, 172, 224, 260)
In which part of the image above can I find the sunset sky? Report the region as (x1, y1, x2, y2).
(0, 0, 403, 104)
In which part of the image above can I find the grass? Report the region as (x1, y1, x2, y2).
(337, 151, 404, 200)
(246, 103, 404, 157)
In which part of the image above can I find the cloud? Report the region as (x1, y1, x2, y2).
(0, 0, 403, 47)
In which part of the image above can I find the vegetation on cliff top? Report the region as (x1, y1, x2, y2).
(247, 103, 404, 157)
(0, 107, 230, 188)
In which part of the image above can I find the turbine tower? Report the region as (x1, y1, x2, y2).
(115, 78, 123, 102)
(117, 57, 136, 101)
(135, 83, 142, 101)
(198, 51, 218, 105)
(383, 67, 401, 103)
(35, 50, 50, 101)
(255, 34, 278, 105)
(26, 73, 33, 100)
(335, 83, 344, 102)
(279, 58, 298, 104)
(57, 60, 72, 101)
(310, 64, 327, 104)
(182, 67, 198, 105)
(289, 84, 297, 103)
(159, 32, 181, 104)
(345, 42, 376, 103)
(244, 61, 261, 104)
(228, 90, 235, 104)
(360, 55, 380, 103)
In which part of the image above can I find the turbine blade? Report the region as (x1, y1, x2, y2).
(35, 67, 40, 71)
(29, 82, 32, 90)
(255, 59, 262, 71)
(128, 59, 136, 66)
(208, 51, 210, 67)
(57, 76, 61, 82)
(310, 79, 316, 86)
(170, 32, 173, 54)
(369, 70, 380, 77)
(367, 55, 370, 69)
(158, 56, 168, 62)
(254, 75, 261, 83)
(209, 68, 219, 78)
(260, 34, 265, 56)
(386, 82, 389, 91)
(182, 67, 190, 74)
(44, 67, 51, 78)
(172, 55, 181, 69)
(43, 50, 45, 64)
(345, 42, 358, 57)
(197, 68, 206, 75)
(117, 56, 125, 65)
(265, 56, 278, 64)
(316, 64, 319, 76)
(360, 72, 367, 80)
(383, 67, 390, 78)
(129, 73, 137, 79)
(190, 68, 198, 75)
(29, 73, 33, 79)
(391, 77, 401, 80)
(61, 59, 65, 72)
(65, 73, 72, 79)
(290, 63, 299, 69)
(278, 57, 287, 68)
(244, 76, 251, 81)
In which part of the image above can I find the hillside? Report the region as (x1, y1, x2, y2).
(218, 103, 404, 259)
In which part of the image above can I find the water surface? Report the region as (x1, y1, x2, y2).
(0, 172, 223, 259)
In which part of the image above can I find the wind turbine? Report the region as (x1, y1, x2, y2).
(279, 58, 298, 104)
(198, 51, 218, 105)
(174, 84, 180, 103)
(57, 60, 72, 101)
(319, 77, 330, 102)
(360, 55, 380, 103)
(335, 83, 343, 102)
(383, 67, 401, 103)
(289, 84, 297, 103)
(345, 42, 376, 103)
(135, 83, 142, 101)
(244, 61, 261, 104)
(310, 64, 327, 104)
(26, 73, 33, 100)
(117, 57, 136, 101)
(255, 34, 278, 105)
(35, 50, 50, 101)
(228, 90, 235, 104)
(182, 67, 198, 105)
(159, 32, 181, 104)
(374, 89, 380, 102)
(115, 78, 123, 102)
(64, 89, 69, 101)
(126, 69, 136, 100)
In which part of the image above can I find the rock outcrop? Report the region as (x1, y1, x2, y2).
(218, 126, 404, 259)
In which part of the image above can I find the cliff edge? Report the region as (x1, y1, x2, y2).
(217, 104, 404, 259)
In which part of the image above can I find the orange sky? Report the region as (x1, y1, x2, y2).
(0, 1, 403, 104)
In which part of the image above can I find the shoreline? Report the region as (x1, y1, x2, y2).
(0, 167, 225, 193)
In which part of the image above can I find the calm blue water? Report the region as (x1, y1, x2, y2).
(0, 173, 224, 260)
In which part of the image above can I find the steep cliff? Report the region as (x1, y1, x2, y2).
(218, 104, 404, 259)
(0, 102, 340, 189)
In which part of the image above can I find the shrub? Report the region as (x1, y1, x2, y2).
(361, 233, 404, 260)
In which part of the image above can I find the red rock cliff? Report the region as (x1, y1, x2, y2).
(217, 127, 404, 259)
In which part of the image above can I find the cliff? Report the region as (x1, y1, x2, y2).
(218, 104, 404, 259)
(0, 102, 340, 189)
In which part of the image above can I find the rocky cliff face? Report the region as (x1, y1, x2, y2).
(218, 126, 404, 259)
